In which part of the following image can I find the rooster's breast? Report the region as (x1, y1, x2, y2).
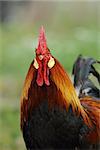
(22, 100, 89, 150)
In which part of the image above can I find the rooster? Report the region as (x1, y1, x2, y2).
(21, 27, 100, 150)
(72, 54, 100, 99)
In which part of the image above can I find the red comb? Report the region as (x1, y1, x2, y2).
(36, 26, 47, 54)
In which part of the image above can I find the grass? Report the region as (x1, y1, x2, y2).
(1, 23, 99, 75)
(0, 106, 26, 150)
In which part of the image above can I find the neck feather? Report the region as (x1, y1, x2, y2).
(51, 59, 91, 127)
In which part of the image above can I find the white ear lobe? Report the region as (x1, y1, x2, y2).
(48, 57, 55, 69)
(33, 58, 39, 69)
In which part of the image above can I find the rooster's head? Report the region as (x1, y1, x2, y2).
(33, 26, 55, 86)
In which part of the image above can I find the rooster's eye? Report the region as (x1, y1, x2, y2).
(38, 55, 44, 60)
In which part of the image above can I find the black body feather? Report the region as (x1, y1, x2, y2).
(22, 100, 92, 150)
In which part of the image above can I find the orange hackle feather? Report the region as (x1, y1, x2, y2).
(50, 59, 92, 127)
(21, 61, 34, 101)
(20, 61, 35, 129)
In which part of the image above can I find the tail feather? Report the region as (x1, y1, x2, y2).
(72, 55, 100, 99)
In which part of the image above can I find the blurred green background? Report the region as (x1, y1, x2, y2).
(0, 1, 100, 150)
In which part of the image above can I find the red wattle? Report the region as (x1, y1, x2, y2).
(36, 57, 50, 86)
(44, 59, 50, 86)
(36, 61, 43, 86)
(36, 69, 43, 86)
